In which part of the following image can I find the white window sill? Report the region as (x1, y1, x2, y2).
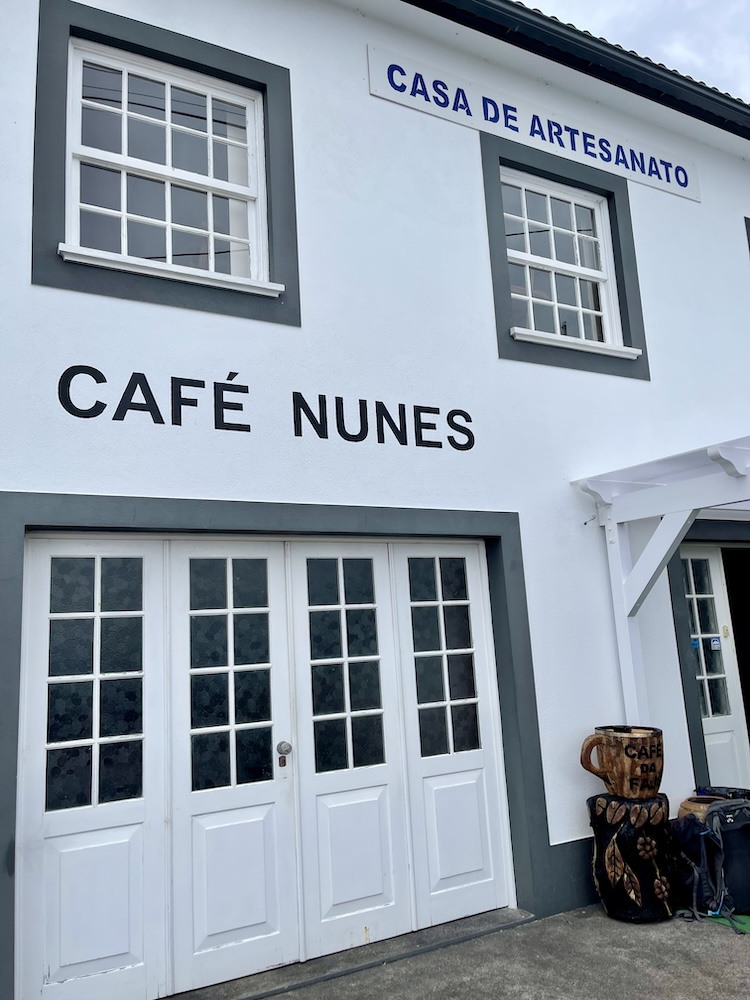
(511, 327, 642, 360)
(58, 244, 285, 298)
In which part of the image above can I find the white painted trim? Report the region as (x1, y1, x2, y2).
(58, 244, 285, 296)
(511, 327, 642, 359)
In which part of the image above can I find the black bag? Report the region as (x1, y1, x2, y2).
(670, 797, 750, 930)
(695, 785, 750, 800)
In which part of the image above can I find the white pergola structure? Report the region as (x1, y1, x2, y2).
(575, 435, 750, 725)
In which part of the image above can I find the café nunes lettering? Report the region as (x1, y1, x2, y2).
(56, 366, 475, 451)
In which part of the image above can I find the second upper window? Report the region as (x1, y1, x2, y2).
(501, 169, 639, 360)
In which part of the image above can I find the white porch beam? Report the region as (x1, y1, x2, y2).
(623, 509, 697, 617)
(609, 470, 750, 524)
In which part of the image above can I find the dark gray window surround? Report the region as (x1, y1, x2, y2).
(668, 519, 750, 791)
(481, 132, 649, 379)
(32, 0, 301, 326)
(0, 492, 595, 997)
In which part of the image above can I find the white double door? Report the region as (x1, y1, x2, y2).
(18, 537, 511, 1000)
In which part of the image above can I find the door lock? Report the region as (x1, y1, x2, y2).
(277, 740, 293, 767)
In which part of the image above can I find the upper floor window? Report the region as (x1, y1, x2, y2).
(59, 41, 283, 298)
(501, 169, 638, 360)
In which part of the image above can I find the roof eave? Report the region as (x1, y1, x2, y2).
(403, 0, 750, 141)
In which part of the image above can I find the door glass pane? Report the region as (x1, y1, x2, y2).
(697, 598, 718, 634)
(47, 682, 93, 742)
(236, 727, 273, 784)
(233, 559, 267, 608)
(101, 557, 142, 611)
(310, 610, 342, 659)
(190, 558, 227, 610)
(312, 662, 345, 715)
(411, 606, 440, 652)
(100, 678, 142, 737)
(443, 605, 471, 649)
(99, 741, 143, 803)
(191, 673, 229, 728)
(307, 558, 339, 606)
(440, 558, 468, 600)
(448, 653, 476, 699)
(419, 707, 448, 756)
(708, 678, 730, 717)
(415, 655, 444, 704)
(343, 559, 375, 604)
(49, 619, 94, 676)
(349, 661, 381, 711)
(346, 609, 378, 656)
(692, 559, 712, 594)
(46, 746, 92, 811)
(50, 557, 95, 613)
(192, 732, 230, 790)
(190, 615, 228, 667)
(452, 704, 481, 752)
(234, 613, 269, 664)
(314, 718, 348, 772)
(100, 617, 142, 673)
(408, 557, 437, 601)
(234, 669, 271, 724)
(352, 715, 384, 767)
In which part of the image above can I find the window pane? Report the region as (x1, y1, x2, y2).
(508, 263, 526, 296)
(237, 728, 273, 783)
(553, 230, 576, 265)
(128, 220, 166, 262)
(440, 558, 468, 600)
(529, 267, 552, 301)
(532, 301, 556, 334)
(555, 273, 577, 306)
(525, 190, 548, 223)
(50, 557, 95, 613)
(697, 598, 718, 634)
(213, 99, 247, 141)
(419, 707, 448, 757)
(173, 130, 208, 174)
(575, 204, 597, 236)
(127, 175, 165, 220)
(128, 118, 166, 163)
(349, 661, 381, 711)
(343, 559, 375, 605)
(82, 63, 121, 107)
(582, 313, 604, 342)
(128, 75, 165, 119)
(443, 605, 471, 649)
(100, 677, 142, 737)
(235, 669, 271, 724)
(80, 210, 121, 253)
(411, 606, 440, 652)
(559, 308, 581, 339)
(172, 230, 209, 270)
(234, 613, 269, 665)
(702, 638, 724, 676)
(501, 183, 523, 216)
(215, 240, 251, 278)
(452, 704, 480, 752)
(309, 610, 342, 659)
(190, 559, 227, 610)
(101, 557, 142, 611)
(511, 297, 529, 328)
(99, 741, 143, 802)
(48, 681, 93, 742)
(307, 559, 339, 606)
(191, 672, 229, 728)
(578, 236, 601, 270)
(314, 719, 348, 772)
(192, 732, 230, 790)
(580, 281, 601, 310)
(415, 655, 444, 704)
(528, 225, 551, 258)
(172, 186, 208, 230)
(346, 609, 378, 656)
(551, 197, 572, 229)
(46, 746, 92, 811)
(81, 164, 120, 210)
(190, 615, 228, 667)
(692, 560, 712, 594)
(708, 678, 730, 716)
(213, 195, 249, 239)
(49, 619, 94, 677)
(408, 558, 436, 602)
(82, 105, 122, 152)
(352, 715, 385, 768)
(233, 560, 267, 608)
(172, 88, 207, 131)
(312, 662, 345, 715)
(213, 141, 248, 184)
(448, 653, 476, 699)
(100, 618, 142, 673)
(503, 215, 526, 253)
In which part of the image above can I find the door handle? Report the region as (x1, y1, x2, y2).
(276, 740, 293, 756)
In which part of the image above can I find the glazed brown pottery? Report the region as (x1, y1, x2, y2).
(581, 726, 663, 798)
(677, 796, 725, 822)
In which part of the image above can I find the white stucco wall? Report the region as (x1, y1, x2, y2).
(3, 0, 750, 845)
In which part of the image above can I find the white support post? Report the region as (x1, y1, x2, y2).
(601, 510, 650, 724)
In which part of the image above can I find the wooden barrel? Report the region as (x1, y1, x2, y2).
(587, 793, 673, 922)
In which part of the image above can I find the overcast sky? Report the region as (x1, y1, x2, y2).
(526, 0, 750, 103)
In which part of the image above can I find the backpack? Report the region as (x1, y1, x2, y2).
(670, 797, 750, 932)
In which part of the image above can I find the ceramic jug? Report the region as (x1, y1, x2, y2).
(580, 725, 663, 798)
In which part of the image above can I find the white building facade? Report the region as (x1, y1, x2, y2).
(3, 1, 750, 996)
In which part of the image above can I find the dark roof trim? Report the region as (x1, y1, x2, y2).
(403, 0, 750, 141)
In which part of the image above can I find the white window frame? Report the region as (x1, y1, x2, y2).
(502, 168, 640, 360)
(59, 39, 284, 298)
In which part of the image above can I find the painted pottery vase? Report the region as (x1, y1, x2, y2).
(580, 726, 663, 799)
(677, 796, 725, 822)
